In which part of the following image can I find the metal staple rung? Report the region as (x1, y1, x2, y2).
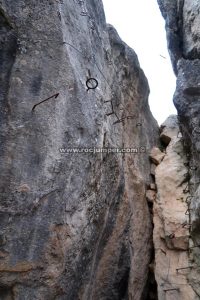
(186, 196, 194, 204)
(176, 266, 193, 273)
(80, 11, 88, 16)
(185, 208, 193, 215)
(189, 245, 200, 250)
(163, 288, 180, 292)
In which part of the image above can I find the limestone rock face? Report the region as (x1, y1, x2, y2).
(153, 116, 196, 300)
(0, 0, 159, 299)
(158, 1, 200, 297)
(160, 115, 180, 146)
(150, 147, 165, 166)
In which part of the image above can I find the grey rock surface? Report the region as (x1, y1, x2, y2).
(158, 0, 200, 298)
(0, 0, 159, 299)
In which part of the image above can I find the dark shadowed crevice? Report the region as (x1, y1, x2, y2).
(143, 184, 158, 299)
(143, 248, 158, 300)
(0, 9, 17, 201)
(113, 242, 131, 300)
(0, 285, 14, 300)
(117, 268, 130, 300)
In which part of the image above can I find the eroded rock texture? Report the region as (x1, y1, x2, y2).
(0, 0, 159, 299)
(153, 116, 196, 300)
(158, 1, 200, 298)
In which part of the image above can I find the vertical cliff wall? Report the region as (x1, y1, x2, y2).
(157, 0, 200, 298)
(152, 116, 197, 299)
(0, 0, 159, 299)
